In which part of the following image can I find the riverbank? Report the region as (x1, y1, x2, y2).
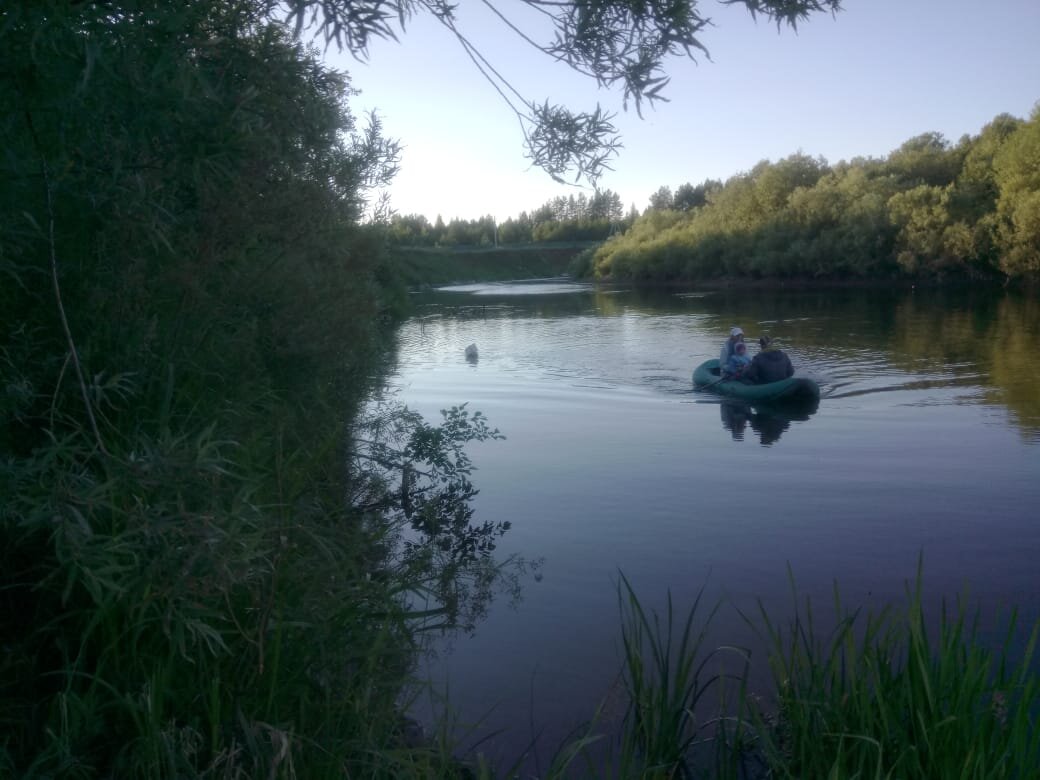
(390, 243, 589, 285)
(390, 244, 1034, 292)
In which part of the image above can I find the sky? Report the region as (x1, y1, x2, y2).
(324, 0, 1040, 223)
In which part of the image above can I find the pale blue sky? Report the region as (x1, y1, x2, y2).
(325, 0, 1040, 223)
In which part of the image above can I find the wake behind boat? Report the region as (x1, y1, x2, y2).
(693, 358, 820, 404)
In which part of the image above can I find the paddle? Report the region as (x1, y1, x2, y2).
(701, 371, 729, 390)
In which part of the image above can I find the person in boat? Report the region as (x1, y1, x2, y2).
(743, 335, 795, 384)
(724, 340, 752, 379)
(719, 326, 745, 371)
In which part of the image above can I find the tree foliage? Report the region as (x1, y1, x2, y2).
(383, 188, 630, 246)
(281, 0, 843, 184)
(0, 2, 513, 774)
(993, 106, 1040, 275)
(588, 107, 1040, 283)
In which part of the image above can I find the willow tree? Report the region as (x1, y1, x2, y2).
(1, 5, 430, 777)
(282, 0, 843, 183)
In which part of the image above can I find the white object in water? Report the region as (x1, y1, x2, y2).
(464, 343, 479, 361)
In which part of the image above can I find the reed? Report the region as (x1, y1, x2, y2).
(550, 564, 1039, 779)
(611, 574, 751, 779)
(748, 561, 1040, 778)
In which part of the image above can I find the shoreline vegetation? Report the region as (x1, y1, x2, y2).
(3, 3, 1038, 778)
(392, 242, 1034, 291)
(390, 245, 586, 286)
(388, 105, 1040, 288)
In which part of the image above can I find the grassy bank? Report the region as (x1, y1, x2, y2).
(390, 244, 590, 285)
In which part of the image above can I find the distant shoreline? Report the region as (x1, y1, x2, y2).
(390, 244, 1033, 290)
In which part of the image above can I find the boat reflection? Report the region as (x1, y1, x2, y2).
(719, 398, 819, 445)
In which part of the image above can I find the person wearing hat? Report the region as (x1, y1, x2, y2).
(743, 334, 794, 384)
(719, 326, 744, 374)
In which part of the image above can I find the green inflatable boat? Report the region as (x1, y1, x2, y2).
(692, 359, 821, 404)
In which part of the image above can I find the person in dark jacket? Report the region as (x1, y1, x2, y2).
(743, 335, 794, 384)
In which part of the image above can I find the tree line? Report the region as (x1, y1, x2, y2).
(580, 108, 1040, 282)
(384, 188, 635, 247)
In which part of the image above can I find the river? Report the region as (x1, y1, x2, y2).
(384, 281, 1040, 772)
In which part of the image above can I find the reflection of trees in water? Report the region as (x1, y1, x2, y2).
(720, 401, 816, 445)
(889, 291, 1040, 437)
(352, 401, 538, 635)
(983, 296, 1040, 438)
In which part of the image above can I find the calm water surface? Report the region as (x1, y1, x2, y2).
(386, 281, 1040, 769)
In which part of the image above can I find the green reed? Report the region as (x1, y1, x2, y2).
(547, 563, 1039, 780)
(748, 561, 1040, 779)
(608, 574, 750, 779)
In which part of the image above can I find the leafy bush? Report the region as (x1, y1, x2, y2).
(581, 115, 1040, 284)
(1, 4, 512, 776)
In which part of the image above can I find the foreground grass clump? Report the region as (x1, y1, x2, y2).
(1, 386, 513, 777)
(566, 568, 1039, 779)
(753, 568, 1040, 778)
(614, 574, 749, 779)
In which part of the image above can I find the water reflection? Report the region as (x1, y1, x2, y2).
(407, 283, 1040, 440)
(439, 279, 593, 296)
(718, 399, 819, 445)
(700, 287, 1040, 439)
(395, 281, 1040, 773)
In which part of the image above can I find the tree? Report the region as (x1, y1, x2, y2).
(589, 188, 624, 220)
(753, 153, 829, 214)
(954, 114, 1023, 214)
(649, 185, 675, 212)
(888, 185, 954, 273)
(884, 132, 962, 188)
(673, 179, 722, 211)
(1, 3, 438, 774)
(283, 0, 843, 184)
(993, 107, 1040, 276)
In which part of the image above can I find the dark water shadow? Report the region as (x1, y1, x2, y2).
(719, 398, 819, 446)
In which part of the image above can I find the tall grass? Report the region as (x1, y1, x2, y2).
(616, 575, 738, 778)
(4, 403, 429, 777)
(748, 563, 1040, 778)
(549, 566, 1039, 779)
(554, 575, 750, 780)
